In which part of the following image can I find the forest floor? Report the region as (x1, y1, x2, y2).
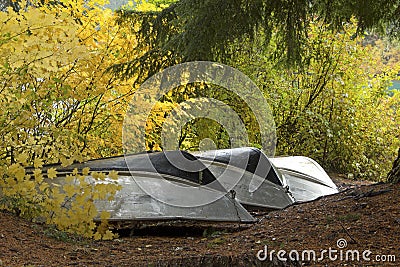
(0, 175, 399, 266)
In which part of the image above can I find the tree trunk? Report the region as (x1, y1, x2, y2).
(388, 148, 400, 184)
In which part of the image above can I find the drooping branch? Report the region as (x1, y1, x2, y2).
(111, 0, 400, 82)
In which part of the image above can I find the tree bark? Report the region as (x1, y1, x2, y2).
(388, 148, 400, 184)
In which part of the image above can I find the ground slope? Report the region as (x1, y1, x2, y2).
(0, 179, 399, 266)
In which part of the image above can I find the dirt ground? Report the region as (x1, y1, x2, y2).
(0, 175, 399, 266)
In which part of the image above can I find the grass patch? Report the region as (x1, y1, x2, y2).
(207, 237, 226, 248)
(338, 213, 361, 222)
(32, 224, 88, 244)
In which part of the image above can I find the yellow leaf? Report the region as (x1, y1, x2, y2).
(100, 211, 110, 220)
(61, 157, 73, 167)
(63, 184, 76, 197)
(33, 158, 44, 168)
(82, 167, 90, 176)
(153, 143, 161, 151)
(108, 170, 118, 180)
(16, 152, 29, 165)
(15, 167, 26, 181)
(34, 169, 43, 183)
(47, 168, 58, 179)
(93, 232, 102, 241)
(102, 230, 115, 240)
(91, 171, 106, 180)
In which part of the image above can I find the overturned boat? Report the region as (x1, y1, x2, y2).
(194, 147, 339, 205)
(34, 150, 255, 224)
(25, 147, 338, 224)
(269, 156, 339, 202)
(193, 148, 295, 210)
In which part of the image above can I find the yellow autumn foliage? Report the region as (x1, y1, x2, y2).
(0, 0, 138, 239)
